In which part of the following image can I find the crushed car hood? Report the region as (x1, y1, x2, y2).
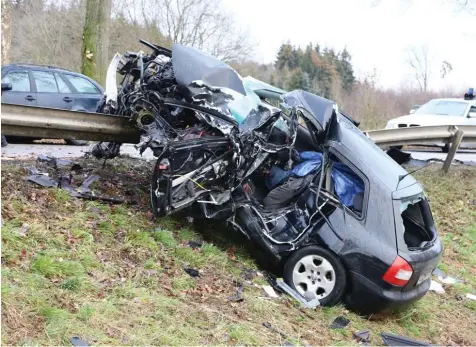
(173, 44, 246, 95)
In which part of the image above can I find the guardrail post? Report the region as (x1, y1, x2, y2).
(442, 129, 464, 173)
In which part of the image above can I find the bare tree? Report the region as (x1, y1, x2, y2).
(10, 0, 85, 71)
(406, 45, 430, 92)
(1, 0, 13, 65)
(81, 0, 112, 85)
(119, 0, 254, 62)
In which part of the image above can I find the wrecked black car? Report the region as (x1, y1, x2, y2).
(94, 40, 442, 313)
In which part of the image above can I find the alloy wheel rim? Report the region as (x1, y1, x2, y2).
(292, 254, 336, 300)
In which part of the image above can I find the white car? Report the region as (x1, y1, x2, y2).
(385, 96, 476, 152)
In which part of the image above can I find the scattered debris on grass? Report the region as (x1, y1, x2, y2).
(276, 278, 320, 309)
(262, 285, 279, 299)
(186, 240, 203, 249)
(429, 280, 445, 294)
(432, 267, 463, 285)
(228, 282, 244, 302)
(71, 336, 89, 347)
(330, 316, 350, 329)
(352, 329, 370, 344)
(183, 267, 201, 278)
(466, 293, 476, 301)
(27, 154, 127, 204)
(380, 332, 430, 346)
(263, 322, 288, 339)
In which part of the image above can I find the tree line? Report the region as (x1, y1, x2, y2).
(1, 0, 469, 130)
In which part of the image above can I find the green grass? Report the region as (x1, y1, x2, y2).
(2, 160, 475, 346)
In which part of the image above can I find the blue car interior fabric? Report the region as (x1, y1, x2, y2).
(265, 151, 364, 208)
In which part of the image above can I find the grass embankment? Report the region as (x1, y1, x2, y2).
(1, 157, 475, 345)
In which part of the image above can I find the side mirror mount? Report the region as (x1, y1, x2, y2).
(468, 112, 476, 118)
(1, 82, 13, 92)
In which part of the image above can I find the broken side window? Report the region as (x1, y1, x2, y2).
(326, 154, 366, 217)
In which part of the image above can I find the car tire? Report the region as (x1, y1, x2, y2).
(1, 135, 8, 147)
(283, 245, 347, 307)
(442, 144, 450, 153)
(65, 139, 89, 146)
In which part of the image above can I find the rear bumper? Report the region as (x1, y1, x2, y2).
(344, 271, 431, 314)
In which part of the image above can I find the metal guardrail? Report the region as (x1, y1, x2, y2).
(365, 125, 476, 173)
(1, 103, 475, 172)
(1, 103, 140, 143)
(365, 125, 476, 146)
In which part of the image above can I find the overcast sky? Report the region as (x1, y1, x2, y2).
(222, 0, 475, 91)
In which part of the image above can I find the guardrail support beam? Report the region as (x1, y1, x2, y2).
(443, 129, 464, 173)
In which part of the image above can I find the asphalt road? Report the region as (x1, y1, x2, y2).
(2, 143, 476, 163)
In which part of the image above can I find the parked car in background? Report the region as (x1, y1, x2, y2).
(1, 63, 104, 146)
(385, 90, 476, 152)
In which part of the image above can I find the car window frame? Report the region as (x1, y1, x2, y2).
(3, 69, 34, 92)
(62, 73, 101, 94)
(328, 145, 370, 221)
(467, 104, 476, 117)
(53, 72, 72, 94)
(31, 70, 60, 94)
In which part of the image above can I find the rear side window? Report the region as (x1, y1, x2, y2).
(3, 71, 30, 92)
(64, 74, 100, 94)
(32, 71, 58, 93)
(327, 153, 366, 218)
(54, 73, 71, 93)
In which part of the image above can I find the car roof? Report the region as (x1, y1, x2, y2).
(429, 97, 476, 105)
(4, 63, 74, 73)
(3, 63, 104, 90)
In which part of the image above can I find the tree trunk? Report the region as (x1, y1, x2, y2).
(81, 0, 111, 87)
(1, 0, 13, 65)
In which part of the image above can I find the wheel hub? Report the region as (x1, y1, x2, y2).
(292, 254, 336, 300)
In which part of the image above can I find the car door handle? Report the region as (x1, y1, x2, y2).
(25, 95, 36, 101)
(63, 97, 73, 102)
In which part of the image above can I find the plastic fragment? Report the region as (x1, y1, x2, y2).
(429, 280, 445, 294)
(276, 278, 320, 308)
(381, 332, 431, 346)
(183, 267, 200, 278)
(186, 240, 203, 249)
(71, 337, 89, 346)
(353, 329, 370, 344)
(466, 293, 476, 301)
(432, 267, 446, 277)
(262, 285, 279, 298)
(27, 174, 58, 188)
(330, 316, 350, 329)
(228, 282, 244, 302)
(437, 276, 460, 285)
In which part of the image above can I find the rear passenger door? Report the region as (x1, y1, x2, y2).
(1, 70, 37, 106)
(31, 70, 74, 110)
(61, 73, 102, 112)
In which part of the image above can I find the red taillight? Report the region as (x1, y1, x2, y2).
(382, 256, 413, 286)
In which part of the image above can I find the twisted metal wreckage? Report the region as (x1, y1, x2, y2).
(92, 40, 363, 250)
(89, 40, 442, 311)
